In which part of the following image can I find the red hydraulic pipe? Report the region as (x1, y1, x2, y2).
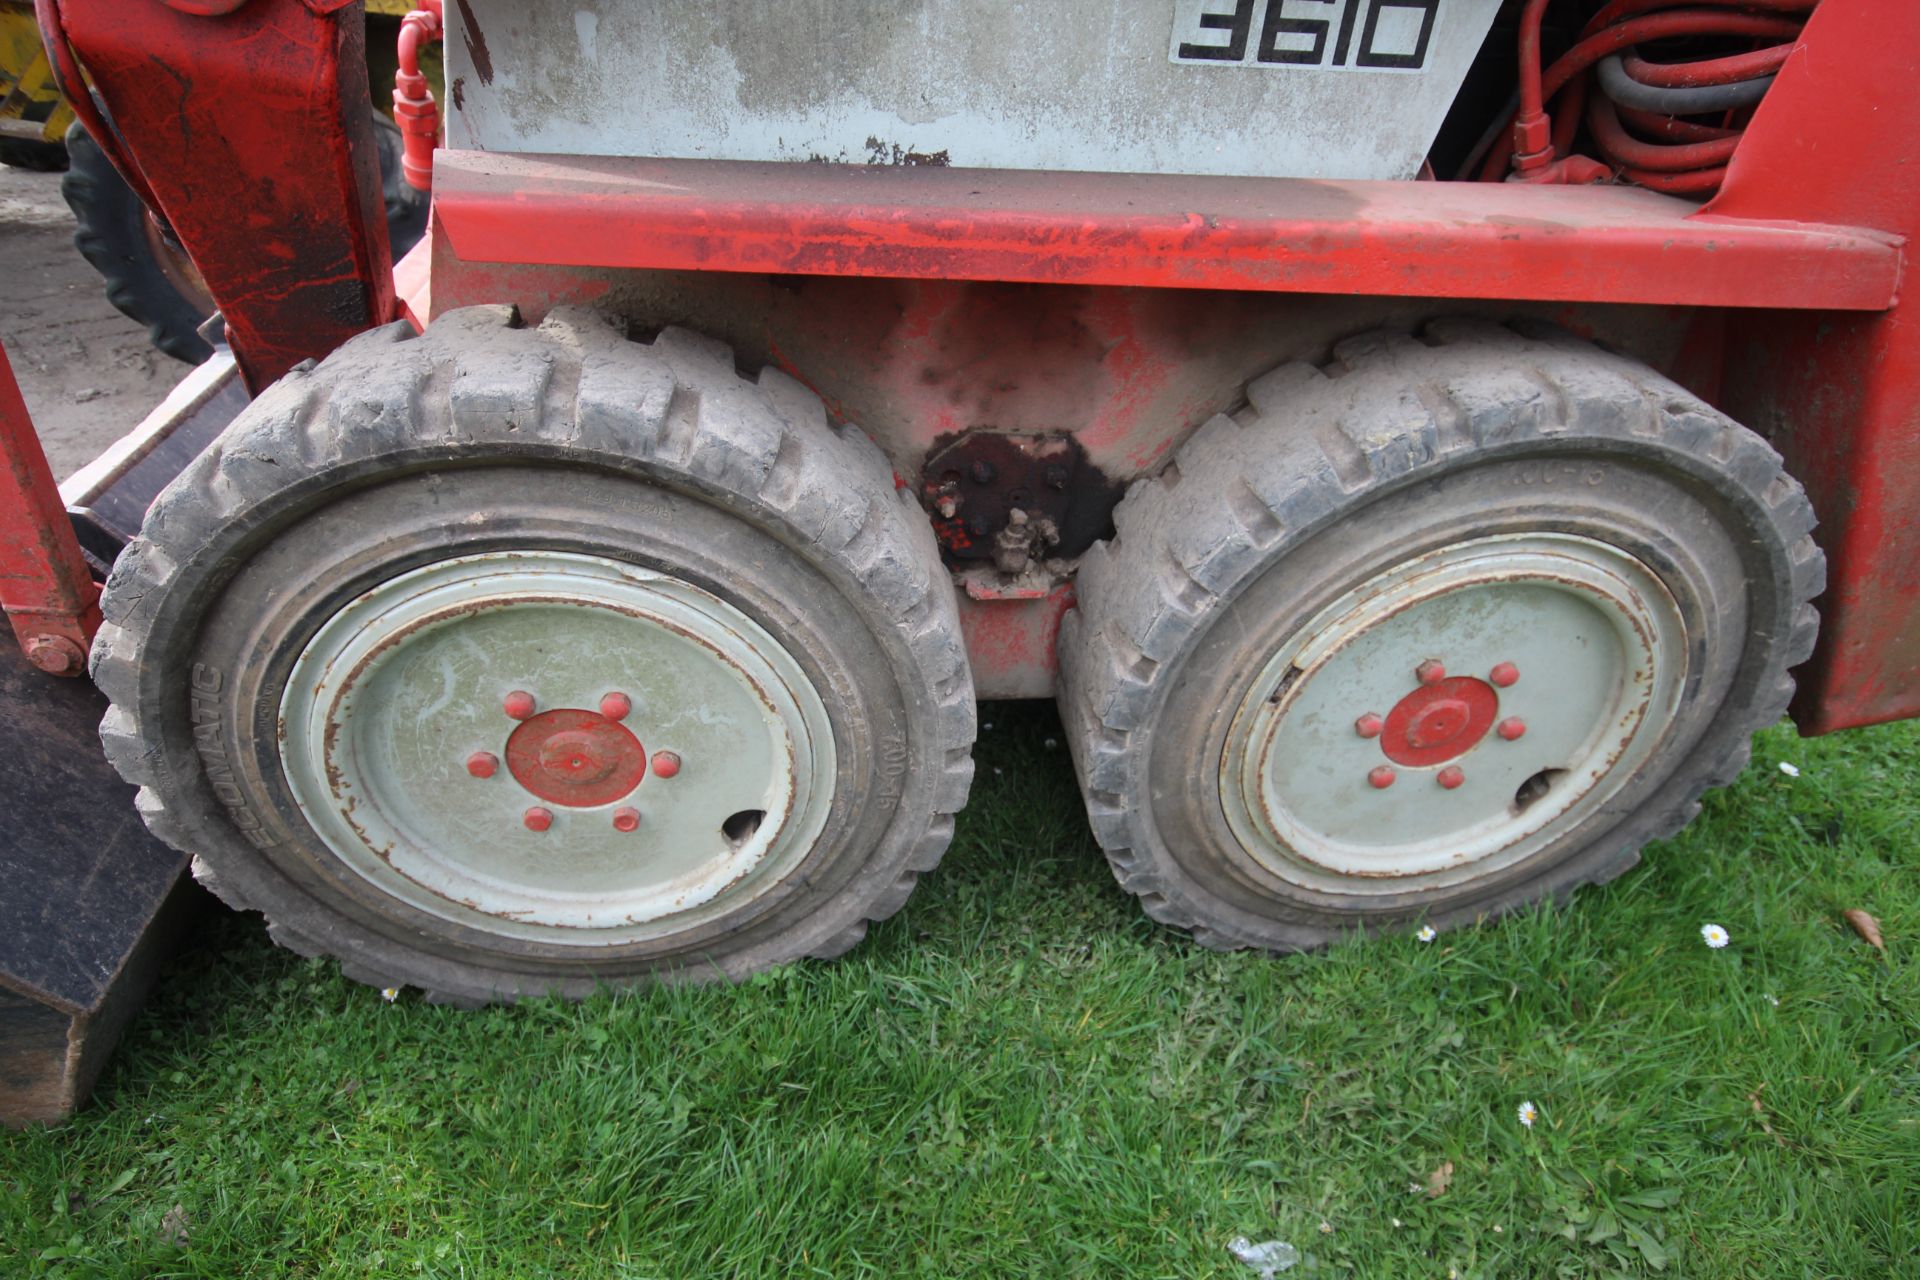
(0, 343, 100, 677)
(1621, 42, 1794, 87)
(393, 0, 442, 193)
(1588, 94, 1743, 170)
(1509, 0, 1556, 176)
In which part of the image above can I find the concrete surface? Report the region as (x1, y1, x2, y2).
(1, 163, 178, 480)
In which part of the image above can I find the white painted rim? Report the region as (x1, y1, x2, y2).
(279, 551, 836, 945)
(1220, 533, 1687, 896)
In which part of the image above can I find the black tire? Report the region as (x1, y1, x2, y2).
(0, 135, 68, 172)
(93, 306, 975, 1003)
(1058, 319, 1823, 950)
(62, 115, 426, 367)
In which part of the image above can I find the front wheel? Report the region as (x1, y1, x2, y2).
(93, 306, 974, 1002)
(1059, 320, 1822, 949)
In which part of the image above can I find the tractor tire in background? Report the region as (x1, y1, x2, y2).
(1059, 320, 1823, 950)
(62, 114, 427, 366)
(0, 134, 67, 171)
(91, 305, 975, 1004)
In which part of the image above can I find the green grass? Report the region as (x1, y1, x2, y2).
(4, 707, 1917, 1278)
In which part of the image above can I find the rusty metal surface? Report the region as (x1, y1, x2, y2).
(46, 0, 395, 391)
(1707, 0, 1920, 733)
(0, 342, 98, 674)
(430, 150, 1901, 311)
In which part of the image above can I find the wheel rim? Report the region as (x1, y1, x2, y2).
(1219, 533, 1687, 896)
(279, 551, 836, 945)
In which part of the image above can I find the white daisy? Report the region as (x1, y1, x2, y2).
(1700, 923, 1730, 949)
(1417, 925, 1438, 943)
(1779, 761, 1800, 777)
(1517, 1099, 1538, 1128)
(1318, 1221, 1333, 1235)
(381, 987, 400, 1003)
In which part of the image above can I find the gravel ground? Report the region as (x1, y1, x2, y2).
(0, 163, 178, 480)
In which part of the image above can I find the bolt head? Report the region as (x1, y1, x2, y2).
(1497, 717, 1527, 741)
(24, 634, 84, 676)
(465, 751, 499, 778)
(1415, 659, 1447, 686)
(969, 460, 997, 484)
(503, 690, 537, 720)
(1367, 765, 1397, 789)
(612, 806, 641, 833)
(651, 750, 682, 779)
(599, 691, 632, 721)
(1355, 712, 1384, 739)
(523, 806, 554, 832)
(1489, 662, 1520, 688)
(1437, 765, 1466, 790)
(1044, 463, 1070, 490)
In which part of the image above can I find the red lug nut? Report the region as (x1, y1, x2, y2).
(1355, 713, 1385, 739)
(599, 692, 632, 721)
(1497, 717, 1527, 741)
(1368, 765, 1397, 789)
(1415, 659, 1446, 686)
(503, 690, 537, 720)
(523, 806, 554, 832)
(465, 751, 499, 778)
(1489, 662, 1520, 688)
(1437, 765, 1466, 790)
(651, 750, 682, 779)
(612, 806, 641, 833)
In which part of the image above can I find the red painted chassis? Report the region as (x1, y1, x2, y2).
(9, 0, 1918, 733)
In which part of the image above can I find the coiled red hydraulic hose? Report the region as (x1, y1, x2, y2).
(1483, 0, 1815, 198)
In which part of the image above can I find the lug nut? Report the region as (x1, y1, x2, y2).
(612, 806, 641, 832)
(523, 806, 554, 832)
(1489, 662, 1520, 688)
(465, 751, 499, 778)
(651, 750, 682, 779)
(1437, 766, 1466, 790)
(1497, 717, 1527, 741)
(969, 460, 996, 485)
(1044, 463, 1070, 490)
(1415, 659, 1446, 685)
(1355, 713, 1384, 739)
(503, 690, 537, 720)
(599, 691, 632, 721)
(1368, 765, 1397, 789)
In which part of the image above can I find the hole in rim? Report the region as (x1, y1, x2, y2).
(722, 809, 766, 849)
(1512, 768, 1568, 815)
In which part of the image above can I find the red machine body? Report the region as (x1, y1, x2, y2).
(15, 0, 1920, 732)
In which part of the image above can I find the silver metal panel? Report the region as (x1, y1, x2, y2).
(446, 0, 1500, 180)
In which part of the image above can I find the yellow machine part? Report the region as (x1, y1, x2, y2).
(0, 4, 74, 145)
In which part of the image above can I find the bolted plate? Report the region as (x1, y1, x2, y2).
(1220, 533, 1687, 895)
(279, 551, 835, 945)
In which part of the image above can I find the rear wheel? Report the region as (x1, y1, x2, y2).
(1059, 320, 1822, 949)
(94, 306, 974, 1002)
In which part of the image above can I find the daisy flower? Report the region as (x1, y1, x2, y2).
(1416, 925, 1437, 943)
(381, 987, 400, 1003)
(1318, 1221, 1333, 1235)
(1778, 762, 1800, 777)
(1517, 1099, 1538, 1128)
(1700, 923, 1730, 949)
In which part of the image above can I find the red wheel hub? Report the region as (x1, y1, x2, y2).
(1380, 676, 1499, 768)
(505, 708, 648, 807)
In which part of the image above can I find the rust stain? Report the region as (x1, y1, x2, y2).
(453, 0, 493, 86)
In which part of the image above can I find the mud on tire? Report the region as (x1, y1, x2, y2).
(1057, 319, 1823, 951)
(93, 306, 975, 1004)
